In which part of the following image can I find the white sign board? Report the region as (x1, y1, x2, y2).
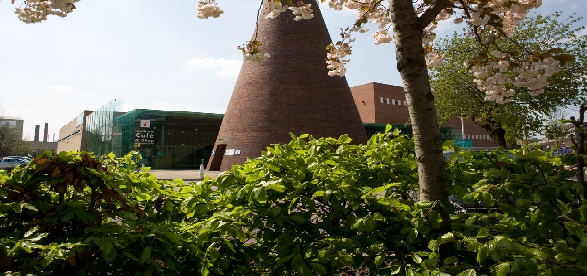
(140, 120, 151, 128)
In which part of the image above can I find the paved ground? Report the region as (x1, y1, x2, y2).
(148, 169, 224, 181)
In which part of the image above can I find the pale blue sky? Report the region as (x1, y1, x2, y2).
(0, 0, 585, 139)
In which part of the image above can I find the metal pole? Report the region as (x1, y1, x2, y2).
(460, 115, 465, 140)
(199, 158, 205, 179)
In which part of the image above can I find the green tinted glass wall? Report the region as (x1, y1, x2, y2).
(114, 109, 223, 169)
(363, 123, 461, 141)
(85, 99, 123, 156)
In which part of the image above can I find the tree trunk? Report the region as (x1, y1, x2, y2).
(572, 104, 586, 198)
(477, 122, 508, 148)
(390, 0, 448, 206)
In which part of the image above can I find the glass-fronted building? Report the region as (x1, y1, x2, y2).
(363, 123, 463, 141)
(113, 109, 223, 169)
(85, 99, 125, 156)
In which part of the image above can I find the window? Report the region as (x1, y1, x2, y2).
(380, 97, 384, 103)
(386, 98, 390, 104)
(403, 101, 407, 106)
(392, 99, 396, 105)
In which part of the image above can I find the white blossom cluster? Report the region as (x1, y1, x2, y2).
(196, 1, 224, 19)
(326, 41, 353, 77)
(513, 57, 560, 96)
(14, 0, 79, 24)
(237, 41, 270, 62)
(289, 4, 314, 21)
(374, 31, 392, 45)
(465, 0, 543, 36)
(264, 1, 288, 19)
(244, 1, 316, 60)
(263, 1, 314, 21)
(327, 0, 345, 10)
(426, 51, 443, 67)
(187, 0, 554, 103)
(470, 50, 561, 103)
(471, 62, 516, 103)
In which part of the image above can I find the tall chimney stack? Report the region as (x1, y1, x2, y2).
(43, 123, 48, 143)
(34, 125, 40, 142)
(207, 1, 366, 171)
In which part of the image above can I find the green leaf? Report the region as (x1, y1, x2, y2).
(207, 244, 220, 261)
(312, 191, 325, 197)
(338, 253, 354, 266)
(136, 193, 152, 201)
(75, 209, 96, 224)
(61, 209, 76, 222)
(477, 228, 489, 238)
(351, 217, 377, 232)
(290, 215, 306, 223)
(428, 210, 442, 229)
(374, 255, 384, 266)
(477, 245, 488, 262)
(254, 188, 268, 203)
(309, 262, 327, 274)
(421, 258, 438, 271)
(140, 246, 151, 264)
(101, 240, 117, 262)
(277, 254, 294, 266)
(580, 204, 587, 222)
(443, 256, 459, 264)
(292, 253, 312, 276)
(123, 251, 139, 261)
(495, 262, 511, 276)
(457, 269, 476, 276)
(13, 203, 23, 213)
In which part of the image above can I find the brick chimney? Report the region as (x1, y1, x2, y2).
(207, 1, 367, 171)
(34, 125, 40, 142)
(43, 123, 48, 143)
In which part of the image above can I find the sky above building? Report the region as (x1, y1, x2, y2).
(0, 0, 585, 139)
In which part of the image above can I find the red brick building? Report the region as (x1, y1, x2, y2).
(350, 82, 495, 147)
(206, 1, 367, 171)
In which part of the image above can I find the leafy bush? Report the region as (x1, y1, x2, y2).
(192, 130, 453, 275)
(193, 131, 587, 275)
(2, 128, 587, 275)
(438, 147, 587, 275)
(0, 151, 204, 275)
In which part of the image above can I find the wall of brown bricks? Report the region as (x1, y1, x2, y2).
(351, 82, 496, 148)
(208, 1, 367, 171)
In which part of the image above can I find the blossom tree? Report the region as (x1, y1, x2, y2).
(430, 13, 587, 148)
(12, 0, 571, 223)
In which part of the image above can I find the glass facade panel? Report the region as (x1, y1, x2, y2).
(362, 123, 461, 142)
(113, 109, 223, 169)
(85, 99, 124, 156)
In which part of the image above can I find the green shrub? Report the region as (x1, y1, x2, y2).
(0, 151, 204, 275)
(2, 128, 587, 275)
(192, 130, 445, 275)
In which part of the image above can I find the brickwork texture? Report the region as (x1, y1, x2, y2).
(208, 1, 367, 171)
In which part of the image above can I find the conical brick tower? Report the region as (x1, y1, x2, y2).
(207, 1, 367, 171)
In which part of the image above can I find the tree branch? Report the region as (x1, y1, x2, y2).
(417, 0, 450, 30)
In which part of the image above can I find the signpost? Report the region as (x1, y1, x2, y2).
(454, 139, 473, 148)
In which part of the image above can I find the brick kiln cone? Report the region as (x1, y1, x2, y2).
(207, 1, 367, 171)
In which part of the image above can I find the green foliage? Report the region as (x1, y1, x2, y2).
(191, 130, 432, 275)
(430, 12, 587, 148)
(0, 125, 28, 157)
(2, 129, 587, 275)
(440, 146, 587, 275)
(0, 151, 204, 275)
